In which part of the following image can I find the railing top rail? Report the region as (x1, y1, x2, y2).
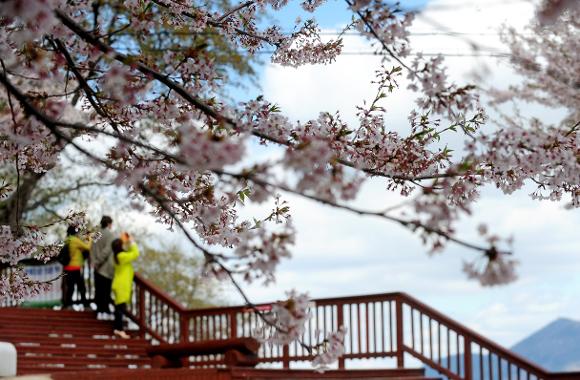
(132, 279, 407, 316)
(397, 292, 550, 377)
(181, 291, 405, 316)
(545, 372, 580, 380)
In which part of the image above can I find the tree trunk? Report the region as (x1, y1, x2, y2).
(0, 171, 47, 234)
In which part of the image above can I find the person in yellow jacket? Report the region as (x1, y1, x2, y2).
(111, 236, 139, 339)
(63, 225, 91, 309)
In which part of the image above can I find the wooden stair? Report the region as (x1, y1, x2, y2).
(0, 307, 151, 375)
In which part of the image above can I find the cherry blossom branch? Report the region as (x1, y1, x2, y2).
(345, 0, 415, 73)
(50, 38, 123, 134)
(150, 0, 275, 47)
(2, 64, 457, 196)
(140, 183, 323, 354)
(55, 10, 470, 186)
(216, 169, 506, 255)
(0, 72, 276, 310)
(0, 71, 114, 170)
(54, 10, 227, 124)
(215, 1, 255, 23)
(24, 181, 114, 213)
(0, 73, 301, 326)
(138, 184, 292, 335)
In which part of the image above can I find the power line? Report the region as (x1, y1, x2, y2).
(256, 51, 510, 57)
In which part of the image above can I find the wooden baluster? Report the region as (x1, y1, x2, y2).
(250, 312, 255, 338)
(373, 302, 378, 353)
(488, 350, 493, 380)
(138, 285, 145, 337)
(307, 312, 312, 358)
(323, 305, 327, 338)
(349, 304, 354, 354)
(457, 332, 461, 375)
(163, 304, 168, 340)
(158, 298, 162, 336)
(172, 309, 176, 341)
(365, 302, 370, 353)
(357, 303, 362, 354)
(447, 328, 451, 370)
(155, 298, 160, 338)
(216, 314, 221, 339)
(464, 336, 472, 380)
(395, 300, 404, 368)
(203, 315, 208, 340)
(429, 317, 433, 360)
(337, 303, 345, 369)
(145, 291, 150, 335)
(196, 315, 201, 341)
(410, 308, 415, 351)
(420, 312, 424, 355)
(176, 310, 181, 341)
(480, 346, 484, 380)
(390, 301, 395, 353)
(383, 301, 388, 353)
(438, 322, 442, 366)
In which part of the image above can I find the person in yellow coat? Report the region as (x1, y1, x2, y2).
(111, 235, 139, 339)
(63, 225, 91, 309)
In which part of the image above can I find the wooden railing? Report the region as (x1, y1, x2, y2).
(124, 275, 580, 379)
(396, 295, 580, 380)
(2, 263, 580, 380)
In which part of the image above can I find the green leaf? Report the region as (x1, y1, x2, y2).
(237, 187, 251, 204)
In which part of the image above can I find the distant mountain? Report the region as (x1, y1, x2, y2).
(425, 317, 580, 378)
(511, 318, 580, 372)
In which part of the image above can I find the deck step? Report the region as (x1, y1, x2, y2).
(0, 307, 153, 375)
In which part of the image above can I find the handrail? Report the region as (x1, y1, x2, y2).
(2, 263, 579, 379)
(398, 293, 548, 376)
(123, 278, 580, 379)
(134, 273, 186, 312)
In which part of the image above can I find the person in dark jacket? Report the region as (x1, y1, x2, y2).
(91, 216, 115, 319)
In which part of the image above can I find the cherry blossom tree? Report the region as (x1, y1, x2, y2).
(0, 0, 578, 367)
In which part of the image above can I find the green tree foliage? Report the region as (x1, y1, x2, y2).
(134, 242, 225, 308)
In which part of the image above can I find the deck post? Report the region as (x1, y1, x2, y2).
(180, 314, 189, 343)
(282, 344, 290, 369)
(230, 311, 238, 339)
(396, 298, 404, 368)
(464, 336, 472, 380)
